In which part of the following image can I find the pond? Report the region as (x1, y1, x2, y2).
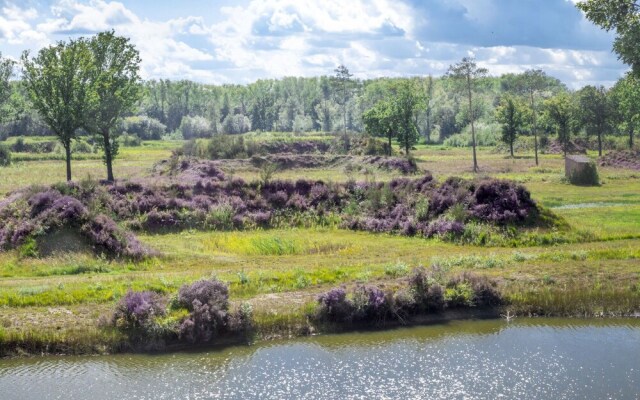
(1, 318, 639, 399)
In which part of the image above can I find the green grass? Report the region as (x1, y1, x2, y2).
(1, 141, 640, 354)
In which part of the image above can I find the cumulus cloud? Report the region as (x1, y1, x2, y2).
(0, 0, 629, 87)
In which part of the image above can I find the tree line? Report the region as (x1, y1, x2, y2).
(0, 0, 639, 180)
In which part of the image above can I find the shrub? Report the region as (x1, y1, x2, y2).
(352, 285, 389, 321)
(317, 287, 353, 322)
(177, 278, 230, 343)
(180, 115, 214, 139)
(447, 272, 502, 307)
(0, 144, 11, 166)
(178, 278, 229, 311)
(408, 267, 445, 311)
(118, 116, 166, 140)
(113, 290, 166, 331)
(470, 179, 536, 224)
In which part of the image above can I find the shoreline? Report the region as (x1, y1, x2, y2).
(3, 305, 640, 359)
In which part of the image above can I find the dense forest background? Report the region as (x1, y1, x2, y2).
(0, 68, 637, 152)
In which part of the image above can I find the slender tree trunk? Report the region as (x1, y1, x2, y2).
(64, 141, 72, 182)
(597, 131, 602, 157)
(467, 76, 478, 172)
(530, 91, 539, 166)
(387, 133, 392, 157)
(103, 130, 114, 182)
(630, 126, 634, 149)
(510, 140, 514, 158)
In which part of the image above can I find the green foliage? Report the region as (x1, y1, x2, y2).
(577, 0, 640, 76)
(85, 30, 142, 182)
(21, 37, 94, 181)
(576, 85, 614, 156)
(0, 144, 11, 166)
(544, 92, 579, 156)
(495, 95, 531, 157)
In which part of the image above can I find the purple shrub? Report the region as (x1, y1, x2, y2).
(309, 183, 329, 205)
(267, 190, 289, 208)
(424, 219, 465, 238)
(286, 193, 309, 211)
(408, 267, 445, 311)
(28, 189, 61, 217)
(178, 278, 229, 311)
(177, 278, 230, 343)
(469, 180, 536, 225)
(49, 196, 88, 224)
(143, 209, 182, 230)
(113, 290, 165, 330)
(317, 287, 353, 322)
(247, 211, 271, 227)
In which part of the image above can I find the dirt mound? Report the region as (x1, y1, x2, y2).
(544, 139, 587, 155)
(598, 150, 640, 170)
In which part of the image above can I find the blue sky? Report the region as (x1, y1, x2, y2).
(0, 0, 628, 88)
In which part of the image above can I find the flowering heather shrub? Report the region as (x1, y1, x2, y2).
(424, 219, 465, 238)
(317, 287, 353, 322)
(82, 214, 148, 259)
(178, 278, 229, 311)
(364, 156, 418, 175)
(28, 189, 62, 217)
(177, 278, 230, 343)
(352, 285, 389, 320)
(143, 209, 182, 231)
(470, 179, 536, 224)
(179, 299, 228, 343)
(48, 196, 88, 225)
(113, 290, 166, 331)
(429, 177, 472, 216)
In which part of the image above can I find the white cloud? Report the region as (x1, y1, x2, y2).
(0, 3, 48, 46)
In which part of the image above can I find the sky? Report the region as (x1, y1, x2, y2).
(0, 0, 629, 88)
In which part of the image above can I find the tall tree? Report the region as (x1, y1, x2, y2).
(577, 0, 640, 76)
(394, 80, 423, 155)
(0, 53, 15, 124)
(22, 39, 93, 181)
(332, 65, 354, 134)
(85, 30, 142, 182)
(447, 57, 488, 172)
(544, 92, 578, 157)
(576, 85, 612, 156)
(521, 70, 553, 166)
(611, 73, 640, 148)
(423, 76, 434, 143)
(363, 99, 395, 156)
(495, 96, 530, 157)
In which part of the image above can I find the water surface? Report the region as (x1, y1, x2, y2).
(1, 318, 639, 399)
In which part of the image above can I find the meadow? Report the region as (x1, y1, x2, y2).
(0, 134, 639, 355)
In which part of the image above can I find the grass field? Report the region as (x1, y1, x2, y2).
(1, 137, 639, 354)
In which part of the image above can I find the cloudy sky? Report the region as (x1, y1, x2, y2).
(0, 0, 629, 88)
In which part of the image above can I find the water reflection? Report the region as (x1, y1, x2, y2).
(1, 318, 639, 399)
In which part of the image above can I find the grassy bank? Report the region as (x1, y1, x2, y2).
(1, 143, 639, 356)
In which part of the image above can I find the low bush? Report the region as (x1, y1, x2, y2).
(315, 267, 502, 326)
(112, 290, 166, 331)
(0, 144, 11, 166)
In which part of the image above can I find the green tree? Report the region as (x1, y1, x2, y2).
(363, 99, 395, 156)
(544, 93, 579, 157)
(85, 30, 142, 182)
(332, 64, 354, 134)
(22, 39, 93, 181)
(394, 80, 423, 155)
(447, 57, 488, 172)
(577, 0, 640, 76)
(576, 85, 613, 156)
(0, 53, 15, 123)
(521, 70, 556, 165)
(611, 73, 640, 148)
(495, 96, 530, 157)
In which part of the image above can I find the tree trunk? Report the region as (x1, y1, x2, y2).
(387, 133, 392, 157)
(103, 130, 114, 182)
(530, 91, 539, 166)
(64, 141, 72, 182)
(630, 126, 634, 149)
(467, 76, 478, 173)
(510, 140, 514, 158)
(597, 131, 602, 157)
